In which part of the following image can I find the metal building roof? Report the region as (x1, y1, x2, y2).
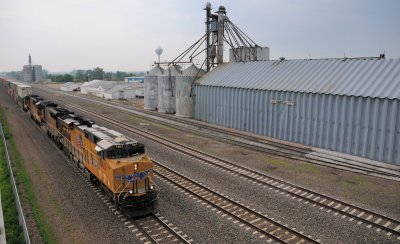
(104, 83, 144, 94)
(196, 58, 400, 99)
(82, 80, 116, 88)
(86, 125, 137, 151)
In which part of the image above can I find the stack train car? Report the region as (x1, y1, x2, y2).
(0, 78, 32, 108)
(0, 77, 158, 217)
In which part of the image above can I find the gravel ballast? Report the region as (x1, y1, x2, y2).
(32, 86, 400, 243)
(0, 94, 144, 243)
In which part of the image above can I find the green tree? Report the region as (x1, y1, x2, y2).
(104, 72, 113, 80)
(91, 67, 104, 80)
(73, 70, 86, 81)
(2, 71, 22, 80)
(42, 69, 49, 78)
(54, 74, 73, 83)
(112, 71, 129, 81)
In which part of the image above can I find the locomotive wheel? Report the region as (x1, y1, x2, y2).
(90, 174, 99, 185)
(100, 183, 106, 194)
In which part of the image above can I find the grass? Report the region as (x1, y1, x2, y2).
(259, 155, 289, 171)
(0, 106, 57, 243)
(341, 174, 372, 188)
(86, 103, 103, 110)
(0, 135, 24, 243)
(302, 162, 320, 174)
(126, 115, 142, 124)
(153, 122, 179, 133)
(258, 154, 322, 177)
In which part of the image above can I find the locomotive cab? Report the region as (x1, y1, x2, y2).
(93, 134, 158, 217)
(61, 122, 158, 218)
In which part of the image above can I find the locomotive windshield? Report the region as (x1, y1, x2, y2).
(106, 143, 145, 159)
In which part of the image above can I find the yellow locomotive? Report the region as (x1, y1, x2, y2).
(24, 95, 158, 217)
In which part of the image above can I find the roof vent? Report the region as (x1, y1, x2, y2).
(115, 136, 129, 143)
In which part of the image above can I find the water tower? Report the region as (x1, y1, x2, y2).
(155, 46, 163, 63)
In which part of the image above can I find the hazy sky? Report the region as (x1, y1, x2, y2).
(1, 0, 399, 72)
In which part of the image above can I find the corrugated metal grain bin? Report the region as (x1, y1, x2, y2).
(176, 65, 206, 117)
(194, 58, 400, 165)
(157, 65, 181, 114)
(144, 65, 164, 110)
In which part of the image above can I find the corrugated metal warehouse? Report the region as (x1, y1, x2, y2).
(193, 58, 400, 165)
(103, 83, 144, 100)
(60, 82, 81, 91)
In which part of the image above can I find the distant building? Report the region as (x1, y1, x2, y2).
(124, 77, 144, 83)
(80, 80, 117, 97)
(60, 82, 81, 91)
(33, 65, 43, 81)
(22, 54, 43, 82)
(103, 83, 144, 100)
(22, 65, 33, 82)
(80, 79, 144, 100)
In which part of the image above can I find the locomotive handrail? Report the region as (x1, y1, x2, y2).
(114, 181, 126, 204)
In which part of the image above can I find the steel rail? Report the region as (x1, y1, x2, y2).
(34, 87, 400, 179)
(29, 119, 160, 244)
(151, 213, 191, 244)
(154, 161, 319, 244)
(2, 90, 196, 244)
(36, 90, 400, 239)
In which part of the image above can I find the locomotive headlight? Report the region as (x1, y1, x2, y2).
(149, 185, 154, 190)
(134, 164, 138, 171)
(128, 190, 133, 194)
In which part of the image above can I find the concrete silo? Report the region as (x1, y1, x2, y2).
(144, 65, 164, 110)
(157, 65, 181, 114)
(21, 54, 43, 82)
(176, 64, 205, 117)
(23, 65, 33, 82)
(33, 65, 43, 82)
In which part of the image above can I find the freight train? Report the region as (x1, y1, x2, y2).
(0, 78, 32, 108)
(0, 78, 158, 217)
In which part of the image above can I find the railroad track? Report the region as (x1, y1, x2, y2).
(64, 145, 191, 244)
(35, 86, 400, 181)
(154, 160, 320, 243)
(79, 169, 191, 244)
(30, 114, 192, 244)
(87, 176, 191, 244)
(56, 101, 400, 240)
(132, 213, 191, 244)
